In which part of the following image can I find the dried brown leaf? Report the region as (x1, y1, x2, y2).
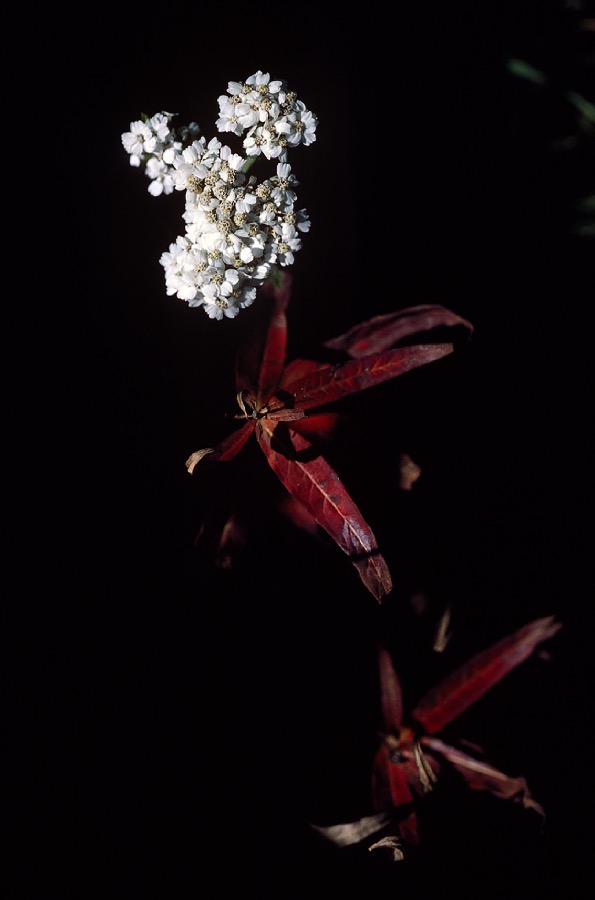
(311, 812, 393, 847)
(185, 447, 214, 475)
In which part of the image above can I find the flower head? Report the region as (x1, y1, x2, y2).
(122, 73, 318, 319)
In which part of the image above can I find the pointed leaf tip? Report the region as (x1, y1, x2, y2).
(283, 342, 454, 411)
(412, 615, 562, 734)
(257, 420, 392, 602)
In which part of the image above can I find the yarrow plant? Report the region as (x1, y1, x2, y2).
(122, 72, 561, 867)
(121, 71, 317, 320)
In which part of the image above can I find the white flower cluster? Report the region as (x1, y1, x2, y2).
(121, 112, 200, 197)
(121, 71, 318, 320)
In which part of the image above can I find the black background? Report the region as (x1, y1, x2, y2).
(9, 2, 594, 897)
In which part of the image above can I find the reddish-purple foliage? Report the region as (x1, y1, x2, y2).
(187, 273, 472, 601)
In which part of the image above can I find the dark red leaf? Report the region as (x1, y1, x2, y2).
(275, 343, 454, 411)
(277, 494, 320, 536)
(258, 268, 294, 308)
(411, 616, 562, 734)
(323, 304, 474, 358)
(350, 556, 393, 605)
(395, 811, 420, 848)
(378, 645, 404, 733)
(290, 412, 341, 440)
(371, 744, 416, 812)
(210, 420, 256, 462)
(235, 273, 291, 405)
(265, 407, 308, 422)
(421, 736, 545, 817)
(257, 420, 393, 602)
(279, 357, 329, 388)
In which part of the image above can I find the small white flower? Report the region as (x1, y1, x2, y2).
(216, 97, 245, 136)
(245, 71, 282, 96)
(274, 223, 302, 266)
(275, 101, 318, 148)
(202, 294, 240, 320)
(218, 146, 246, 184)
(235, 102, 261, 131)
(270, 162, 298, 207)
(176, 273, 201, 302)
(146, 157, 176, 196)
(292, 208, 311, 233)
(148, 112, 173, 142)
(121, 119, 152, 158)
(238, 286, 257, 309)
(224, 80, 245, 98)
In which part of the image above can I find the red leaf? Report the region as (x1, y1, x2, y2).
(421, 736, 545, 817)
(279, 357, 329, 388)
(290, 412, 341, 440)
(323, 304, 474, 358)
(210, 420, 256, 462)
(276, 343, 454, 411)
(277, 494, 320, 536)
(371, 744, 416, 811)
(257, 420, 393, 602)
(411, 616, 562, 734)
(235, 273, 291, 405)
(351, 558, 393, 606)
(395, 811, 420, 848)
(258, 268, 294, 309)
(378, 645, 404, 733)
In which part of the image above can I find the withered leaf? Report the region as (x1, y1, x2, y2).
(368, 834, 405, 862)
(185, 447, 215, 475)
(311, 812, 393, 847)
(399, 452, 422, 491)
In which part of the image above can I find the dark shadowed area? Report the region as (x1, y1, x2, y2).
(9, 2, 594, 897)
